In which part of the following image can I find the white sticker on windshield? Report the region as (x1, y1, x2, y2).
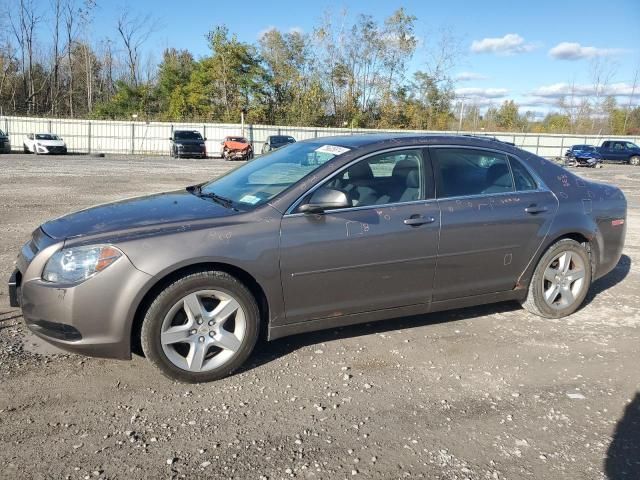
(239, 194, 261, 205)
(315, 145, 351, 155)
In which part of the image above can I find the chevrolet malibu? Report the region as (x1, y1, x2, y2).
(9, 135, 627, 382)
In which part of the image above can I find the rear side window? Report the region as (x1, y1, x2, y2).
(432, 148, 514, 198)
(509, 157, 537, 191)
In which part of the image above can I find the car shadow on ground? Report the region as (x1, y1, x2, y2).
(242, 254, 632, 374)
(605, 392, 640, 479)
(585, 254, 632, 305)
(242, 301, 522, 374)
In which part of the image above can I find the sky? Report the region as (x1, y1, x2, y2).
(90, 0, 639, 115)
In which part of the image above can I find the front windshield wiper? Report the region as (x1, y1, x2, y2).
(187, 185, 237, 210)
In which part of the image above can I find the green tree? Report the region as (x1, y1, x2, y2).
(156, 48, 195, 119)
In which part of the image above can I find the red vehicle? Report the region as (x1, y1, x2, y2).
(221, 136, 253, 161)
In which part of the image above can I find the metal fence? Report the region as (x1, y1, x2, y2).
(2, 115, 639, 158)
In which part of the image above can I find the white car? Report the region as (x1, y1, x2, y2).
(23, 133, 68, 155)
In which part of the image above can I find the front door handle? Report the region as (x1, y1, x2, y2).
(404, 215, 436, 226)
(525, 204, 548, 214)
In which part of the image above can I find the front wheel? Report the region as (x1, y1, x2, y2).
(630, 155, 640, 166)
(141, 270, 260, 383)
(521, 239, 592, 318)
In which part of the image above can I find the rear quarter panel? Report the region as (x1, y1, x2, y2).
(519, 152, 626, 282)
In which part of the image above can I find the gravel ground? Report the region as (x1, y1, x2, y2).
(0, 154, 638, 480)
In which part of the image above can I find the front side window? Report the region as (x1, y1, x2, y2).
(625, 142, 638, 149)
(320, 149, 425, 208)
(433, 148, 514, 198)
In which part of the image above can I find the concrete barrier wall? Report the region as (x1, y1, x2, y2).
(2, 116, 639, 158)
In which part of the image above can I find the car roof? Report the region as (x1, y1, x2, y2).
(298, 133, 520, 151)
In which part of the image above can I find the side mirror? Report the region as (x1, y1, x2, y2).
(299, 188, 350, 214)
(203, 137, 207, 141)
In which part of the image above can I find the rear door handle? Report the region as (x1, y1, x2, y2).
(404, 215, 436, 226)
(525, 205, 548, 214)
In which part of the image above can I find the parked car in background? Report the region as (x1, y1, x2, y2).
(221, 136, 253, 161)
(598, 140, 640, 165)
(23, 133, 67, 155)
(170, 130, 207, 158)
(8, 134, 627, 383)
(0, 129, 10, 153)
(261, 135, 296, 154)
(564, 144, 603, 168)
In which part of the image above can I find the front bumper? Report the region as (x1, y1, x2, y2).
(36, 145, 67, 154)
(10, 248, 152, 360)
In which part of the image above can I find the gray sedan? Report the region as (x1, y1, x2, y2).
(9, 134, 627, 382)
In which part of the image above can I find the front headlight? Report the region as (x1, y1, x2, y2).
(42, 245, 123, 284)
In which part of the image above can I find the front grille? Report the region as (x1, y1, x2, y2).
(179, 145, 203, 153)
(47, 146, 66, 154)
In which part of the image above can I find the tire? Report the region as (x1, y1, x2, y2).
(23, 144, 30, 153)
(522, 239, 592, 319)
(630, 156, 640, 166)
(141, 270, 260, 383)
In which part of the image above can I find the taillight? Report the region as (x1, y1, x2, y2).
(612, 219, 625, 227)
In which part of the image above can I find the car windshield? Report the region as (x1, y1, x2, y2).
(175, 131, 202, 140)
(35, 134, 59, 140)
(574, 145, 595, 151)
(227, 137, 248, 143)
(198, 142, 349, 209)
(272, 136, 295, 145)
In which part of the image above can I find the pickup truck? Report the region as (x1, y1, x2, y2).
(597, 140, 640, 165)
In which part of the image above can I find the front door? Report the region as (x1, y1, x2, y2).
(430, 147, 557, 301)
(279, 148, 440, 324)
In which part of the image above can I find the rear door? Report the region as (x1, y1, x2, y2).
(430, 147, 557, 301)
(279, 148, 440, 324)
(611, 142, 627, 162)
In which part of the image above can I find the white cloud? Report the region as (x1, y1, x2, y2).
(549, 42, 625, 60)
(470, 34, 537, 55)
(455, 87, 509, 98)
(531, 82, 638, 98)
(288, 26, 304, 35)
(454, 71, 489, 82)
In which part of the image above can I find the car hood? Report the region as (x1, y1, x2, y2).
(574, 149, 601, 157)
(35, 139, 65, 146)
(224, 140, 250, 150)
(41, 189, 236, 241)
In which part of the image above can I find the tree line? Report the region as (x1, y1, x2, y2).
(1, 1, 639, 135)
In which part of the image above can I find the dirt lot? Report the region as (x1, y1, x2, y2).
(0, 154, 638, 480)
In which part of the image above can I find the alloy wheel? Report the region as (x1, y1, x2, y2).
(542, 251, 587, 310)
(160, 289, 246, 372)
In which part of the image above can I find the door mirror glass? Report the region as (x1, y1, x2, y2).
(299, 188, 351, 214)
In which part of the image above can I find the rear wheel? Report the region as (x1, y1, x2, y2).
(141, 270, 260, 383)
(522, 239, 592, 318)
(630, 155, 640, 166)
(23, 144, 30, 153)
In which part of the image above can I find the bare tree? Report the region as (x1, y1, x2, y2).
(49, 0, 62, 114)
(116, 10, 158, 86)
(589, 57, 617, 133)
(10, 0, 40, 113)
(623, 63, 639, 133)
